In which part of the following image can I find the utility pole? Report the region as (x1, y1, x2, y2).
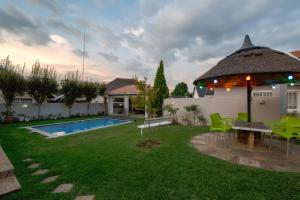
(82, 32, 86, 81)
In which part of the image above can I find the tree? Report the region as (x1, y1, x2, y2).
(0, 57, 26, 117)
(27, 61, 58, 118)
(61, 71, 82, 117)
(152, 60, 169, 117)
(131, 76, 157, 119)
(81, 81, 106, 115)
(163, 104, 179, 123)
(184, 104, 199, 126)
(171, 82, 191, 97)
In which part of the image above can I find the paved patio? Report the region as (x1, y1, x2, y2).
(191, 132, 300, 173)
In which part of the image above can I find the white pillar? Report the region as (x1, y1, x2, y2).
(279, 84, 288, 116)
(124, 96, 129, 115)
(108, 97, 114, 115)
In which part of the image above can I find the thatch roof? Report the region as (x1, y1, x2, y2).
(193, 35, 300, 87)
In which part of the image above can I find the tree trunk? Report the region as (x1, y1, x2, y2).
(193, 111, 196, 126)
(87, 102, 90, 115)
(69, 106, 72, 117)
(37, 103, 41, 119)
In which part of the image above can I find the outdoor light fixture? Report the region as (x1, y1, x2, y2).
(226, 88, 230, 92)
(272, 85, 276, 89)
(199, 86, 203, 89)
(288, 75, 294, 80)
(291, 83, 295, 86)
(213, 79, 218, 84)
(246, 75, 251, 81)
(21, 104, 28, 108)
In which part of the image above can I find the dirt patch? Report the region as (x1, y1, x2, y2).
(137, 139, 161, 149)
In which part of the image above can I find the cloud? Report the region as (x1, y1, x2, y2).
(27, 0, 63, 14)
(124, 57, 151, 76)
(47, 18, 91, 41)
(93, 25, 122, 49)
(98, 51, 119, 62)
(73, 49, 89, 58)
(124, 0, 300, 65)
(0, 6, 51, 46)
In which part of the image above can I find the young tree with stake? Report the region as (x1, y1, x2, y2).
(27, 61, 58, 119)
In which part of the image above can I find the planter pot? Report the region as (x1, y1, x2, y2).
(4, 116, 15, 123)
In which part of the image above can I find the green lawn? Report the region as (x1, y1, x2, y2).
(1, 117, 300, 200)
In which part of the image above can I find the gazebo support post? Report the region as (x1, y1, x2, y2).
(247, 80, 252, 122)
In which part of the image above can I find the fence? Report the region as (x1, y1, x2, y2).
(164, 86, 284, 125)
(0, 102, 105, 119)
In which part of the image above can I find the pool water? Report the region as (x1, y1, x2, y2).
(27, 118, 132, 138)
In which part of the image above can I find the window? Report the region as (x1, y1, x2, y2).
(15, 98, 32, 103)
(252, 91, 272, 98)
(288, 91, 298, 110)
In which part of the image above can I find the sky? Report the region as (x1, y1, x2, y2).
(0, 0, 300, 91)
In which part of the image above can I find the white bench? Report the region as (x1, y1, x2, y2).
(137, 116, 173, 135)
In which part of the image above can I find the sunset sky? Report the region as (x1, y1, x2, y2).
(0, 0, 299, 89)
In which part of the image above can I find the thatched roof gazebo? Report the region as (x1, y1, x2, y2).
(193, 35, 300, 122)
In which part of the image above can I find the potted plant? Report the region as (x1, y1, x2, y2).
(197, 115, 206, 125)
(1, 111, 15, 123)
(17, 113, 26, 122)
(184, 104, 199, 126)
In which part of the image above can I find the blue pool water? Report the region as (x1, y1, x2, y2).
(28, 118, 132, 137)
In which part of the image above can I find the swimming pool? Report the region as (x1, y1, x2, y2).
(25, 118, 132, 138)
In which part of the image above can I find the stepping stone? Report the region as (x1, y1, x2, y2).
(75, 195, 95, 200)
(41, 175, 59, 183)
(23, 158, 33, 162)
(32, 169, 49, 175)
(52, 183, 73, 193)
(28, 163, 40, 169)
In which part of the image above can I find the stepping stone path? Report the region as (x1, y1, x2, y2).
(23, 158, 80, 197)
(41, 175, 59, 183)
(75, 195, 95, 200)
(28, 163, 41, 169)
(52, 183, 73, 193)
(32, 169, 49, 175)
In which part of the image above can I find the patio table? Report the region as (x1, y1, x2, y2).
(232, 121, 272, 149)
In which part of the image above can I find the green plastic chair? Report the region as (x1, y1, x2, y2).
(237, 112, 248, 122)
(210, 113, 232, 132)
(236, 112, 256, 122)
(210, 113, 233, 142)
(271, 116, 300, 158)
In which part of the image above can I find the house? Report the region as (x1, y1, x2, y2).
(105, 78, 144, 115)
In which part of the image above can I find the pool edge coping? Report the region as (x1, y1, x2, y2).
(22, 117, 133, 139)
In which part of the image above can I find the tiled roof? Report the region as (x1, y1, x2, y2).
(108, 85, 139, 95)
(290, 51, 300, 59)
(105, 78, 135, 94)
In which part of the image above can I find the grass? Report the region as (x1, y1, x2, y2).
(1, 117, 300, 200)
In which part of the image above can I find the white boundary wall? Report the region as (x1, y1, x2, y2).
(0, 102, 105, 118)
(164, 86, 282, 125)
